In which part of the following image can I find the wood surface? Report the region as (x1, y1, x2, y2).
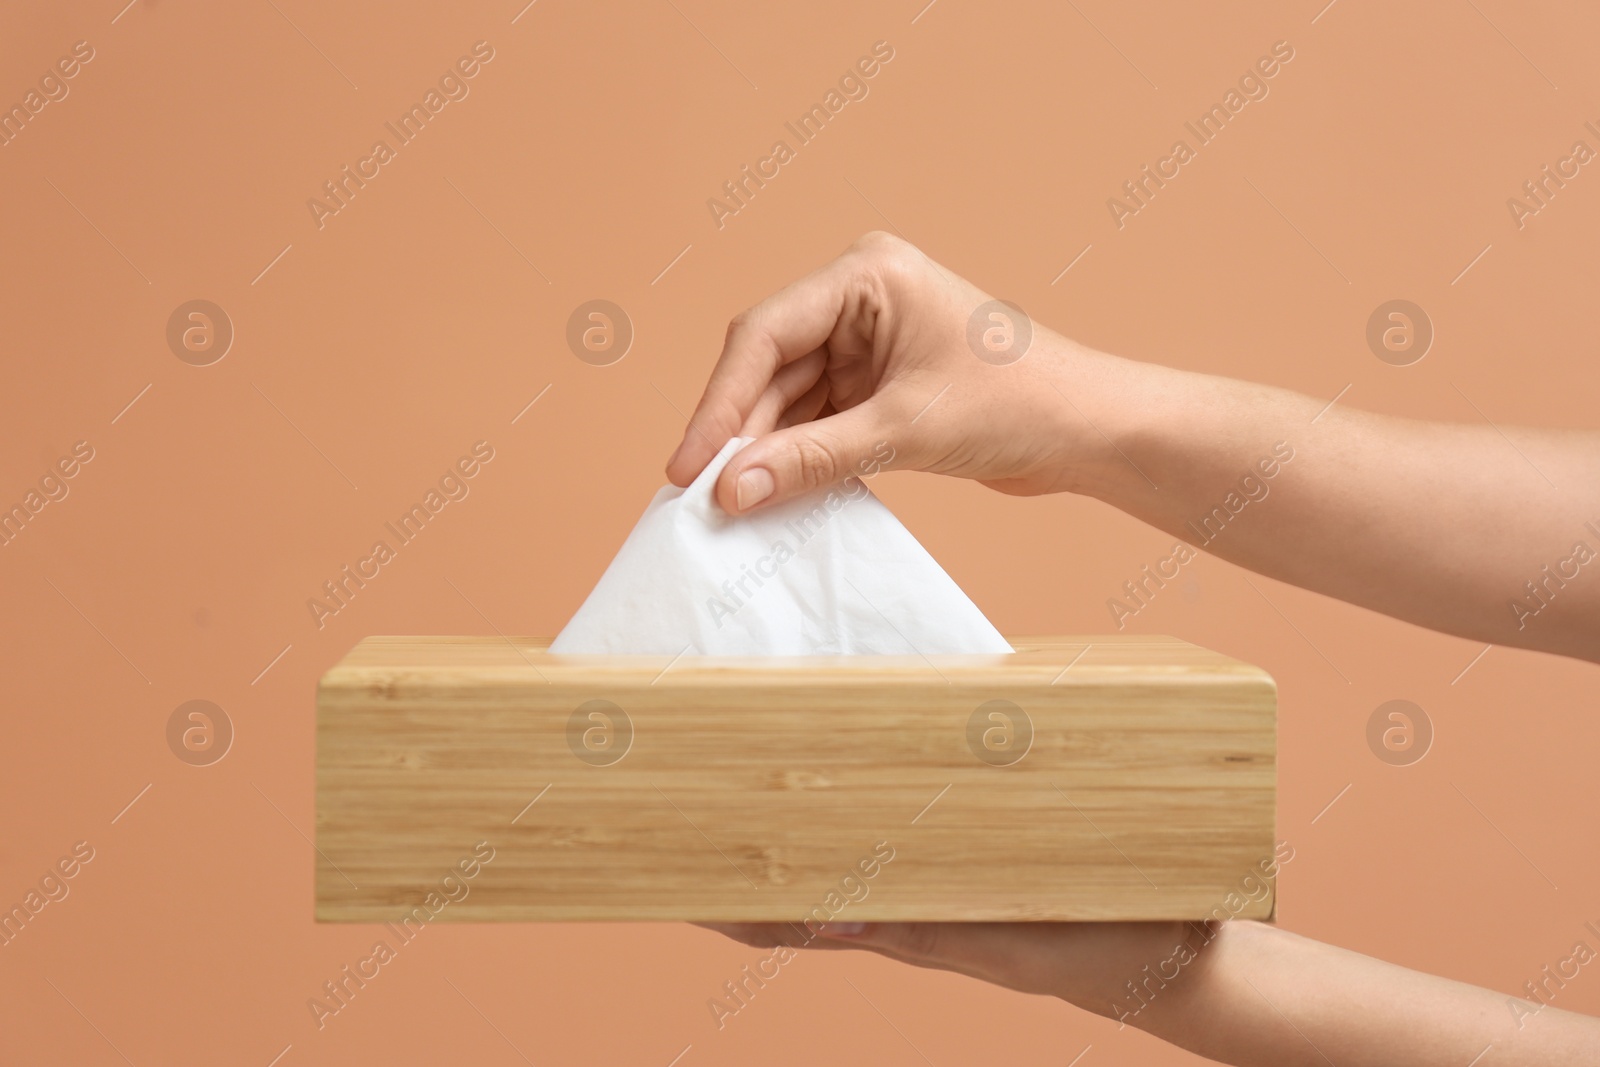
(316, 635, 1276, 922)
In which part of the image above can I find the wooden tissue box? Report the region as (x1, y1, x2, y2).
(316, 635, 1276, 923)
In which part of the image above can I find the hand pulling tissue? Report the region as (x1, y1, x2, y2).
(549, 438, 1012, 655)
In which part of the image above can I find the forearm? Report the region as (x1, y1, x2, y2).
(1050, 341, 1600, 662)
(1129, 922, 1600, 1066)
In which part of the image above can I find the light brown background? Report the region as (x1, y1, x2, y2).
(3, 1, 1598, 1064)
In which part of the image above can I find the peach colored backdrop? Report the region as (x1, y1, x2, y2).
(3, 1, 1597, 1064)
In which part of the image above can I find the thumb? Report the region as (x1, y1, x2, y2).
(715, 400, 901, 515)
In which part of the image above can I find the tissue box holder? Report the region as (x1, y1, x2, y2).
(316, 635, 1276, 922)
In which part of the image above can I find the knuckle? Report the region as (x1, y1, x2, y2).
(791, 436, 839, 490)
(851, 229, 900, 254)
(726, 309, 780, 367)
(850, 231, 921, 290)
(704, 397, 744, 439)
(725, 311, 752, 342)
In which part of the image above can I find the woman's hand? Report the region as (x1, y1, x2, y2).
(669, 232, 1600, 660)
(664, 231, 1097, 513)
(697, 918, 1213, 1026)
(698, 920, 1600, 1066)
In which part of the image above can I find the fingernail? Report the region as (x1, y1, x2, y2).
(735, 467, 775, 510)
(824, 922, 866, 937)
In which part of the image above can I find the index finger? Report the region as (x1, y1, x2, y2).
(664, 250, 859, 486)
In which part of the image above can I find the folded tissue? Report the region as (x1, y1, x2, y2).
(549, 437, 1012, 656)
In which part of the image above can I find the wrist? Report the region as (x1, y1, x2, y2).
(1032, 337, 1156, 501)
(1110, 921, 1226, 1033)
(1127, 920, 1281, 1045)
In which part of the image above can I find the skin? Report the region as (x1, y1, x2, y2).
(666, 232, 1600, 1064)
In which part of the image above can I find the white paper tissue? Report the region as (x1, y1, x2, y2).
(549, 437, 1012, 655)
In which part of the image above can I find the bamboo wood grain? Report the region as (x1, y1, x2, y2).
(316, 635, 1276, 922)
